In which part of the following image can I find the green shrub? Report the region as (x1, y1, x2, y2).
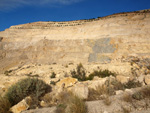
(87, 69, 116, 80)
(111, 79, 142, 91)
(0, 96, 11, 113)
(71, 63, 86, 81)
(5, 78, 51, 106)
(50, 72, 56, 78)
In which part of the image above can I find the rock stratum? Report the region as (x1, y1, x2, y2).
(0, 9, 150, 72)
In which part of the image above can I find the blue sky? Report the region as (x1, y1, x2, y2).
(0, 0, 149, 31)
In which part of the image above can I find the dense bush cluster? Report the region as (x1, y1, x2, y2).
(5, 78, 51, 106)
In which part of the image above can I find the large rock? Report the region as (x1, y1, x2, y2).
(72, 83, 89, 99)
(10, 96, 32, 113)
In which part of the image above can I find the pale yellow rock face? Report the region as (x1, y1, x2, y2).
(0, 10, 150, 72)
(56, 77, 78, 88)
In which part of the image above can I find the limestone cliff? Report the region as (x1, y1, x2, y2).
(0, 9, 150, 72)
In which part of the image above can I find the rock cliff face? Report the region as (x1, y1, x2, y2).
(0, 9, 150, 72)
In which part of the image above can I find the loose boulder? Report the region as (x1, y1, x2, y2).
(10, 96, 32, 113)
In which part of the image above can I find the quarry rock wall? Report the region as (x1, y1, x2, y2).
(0, 10, 150, 72)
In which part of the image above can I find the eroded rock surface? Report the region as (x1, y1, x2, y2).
(0, 10, 150, 72)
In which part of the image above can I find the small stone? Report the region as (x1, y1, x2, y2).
(40, 100, 48, 107)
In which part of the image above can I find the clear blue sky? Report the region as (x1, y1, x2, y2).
(0, 0, 149, 31)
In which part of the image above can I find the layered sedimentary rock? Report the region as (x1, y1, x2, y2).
(0, 9, 150, 72)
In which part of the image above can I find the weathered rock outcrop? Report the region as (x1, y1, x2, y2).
(0, 9, 150, 72)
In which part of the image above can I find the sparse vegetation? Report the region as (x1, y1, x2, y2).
(4, 70, 12, 76)
(26, 73, 39, 77)
(88, 79, 142, 101)
(71, 63, 116, 81)
(5, 78, 51, 106)
(50, 81, 56, 85)
(0, 96, 11, 113)
(50, 72, 56, 78)
(111, 79, 142, 91)
(87, 69, 116, 80)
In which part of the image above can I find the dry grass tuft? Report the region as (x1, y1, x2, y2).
(103, 96, 111, 106)
(132, 86, 150, 100)
(56, 91, 87, 113)
(0, 96, 11, 113)
(88, 85, 109, 101)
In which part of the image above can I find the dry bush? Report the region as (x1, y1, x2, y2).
(122, 93, 133, 103)
(121, 106, 131, 113)
(88, 85, 110, 101)
(124, 80, 142, 89)
(132, 86, 150, 100)
(140, 86, 150, 98)
(103, 96, 111, 106)
(56, 91, 87, 113)
(41, 93, 57, 107)
(88, 69, 116, 80)
(0, 96, 11, 113)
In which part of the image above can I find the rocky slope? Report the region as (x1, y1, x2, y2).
(0, 9, 150, 73)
